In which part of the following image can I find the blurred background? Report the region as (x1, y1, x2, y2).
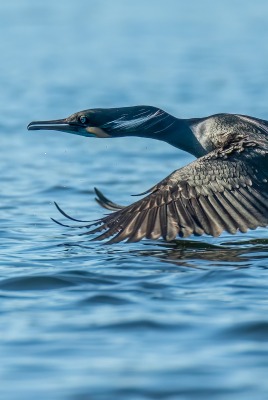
(1, 1, 268, 399)
(3, 0, 268, 122)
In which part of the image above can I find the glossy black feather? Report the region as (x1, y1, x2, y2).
(94, 187, 124, 211)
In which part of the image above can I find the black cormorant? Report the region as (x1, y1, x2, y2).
(27, 106, 268, 243)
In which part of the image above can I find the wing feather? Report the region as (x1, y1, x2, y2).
(54, 141, 268, 243)
(94, 187, 125, 211)
(198, 195, 224, 236)
(206, 195, 238, 234)
(148, 207, 162, 240)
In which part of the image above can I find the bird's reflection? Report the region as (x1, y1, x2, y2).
(57, 235, 268, 271)
(133, 238, 268, 269)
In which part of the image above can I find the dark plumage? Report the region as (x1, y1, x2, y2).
(27, 106, 268, 243)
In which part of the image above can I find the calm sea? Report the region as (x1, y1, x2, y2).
(1, 1, 268, 399)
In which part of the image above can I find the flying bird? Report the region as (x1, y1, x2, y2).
(27, 106, 268, 243)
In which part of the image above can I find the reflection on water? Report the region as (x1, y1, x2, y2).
(55, 235, 268, 271)
(139, 238, 268, 268)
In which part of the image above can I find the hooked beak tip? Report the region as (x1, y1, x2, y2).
(27, 122, 34, 130)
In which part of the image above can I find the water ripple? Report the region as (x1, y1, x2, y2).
(1, 1, 268, 399)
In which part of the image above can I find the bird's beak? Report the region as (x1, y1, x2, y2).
(27, 117, 111, 138)
(27, 118, 77, 133)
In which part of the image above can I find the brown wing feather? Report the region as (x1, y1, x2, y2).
(56, 140, 268, 243)
(94, 187, 125, 211)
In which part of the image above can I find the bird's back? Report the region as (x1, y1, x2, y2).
(189, 113, 268, 155)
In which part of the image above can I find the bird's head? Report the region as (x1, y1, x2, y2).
(27, 106, 176, 139)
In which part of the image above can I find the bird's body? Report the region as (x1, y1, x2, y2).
(28, 106, 268, 243)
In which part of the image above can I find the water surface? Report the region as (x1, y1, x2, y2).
(1, 1, 268, 399)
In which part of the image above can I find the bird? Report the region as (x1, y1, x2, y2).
(27, 105, 268, 244)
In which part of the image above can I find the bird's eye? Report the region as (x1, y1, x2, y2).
(79, 115, 87, 124)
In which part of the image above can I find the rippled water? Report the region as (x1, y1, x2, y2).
(1, 1, 268, 399)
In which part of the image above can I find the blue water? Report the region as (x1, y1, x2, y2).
(1, 1, 268, 399)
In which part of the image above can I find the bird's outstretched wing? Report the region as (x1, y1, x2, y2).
(55, 138, 268, 243)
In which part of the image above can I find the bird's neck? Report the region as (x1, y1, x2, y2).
(158, 117, 207, 157)
(130, 111, 207, 157)
(106, 106, 207, 157)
